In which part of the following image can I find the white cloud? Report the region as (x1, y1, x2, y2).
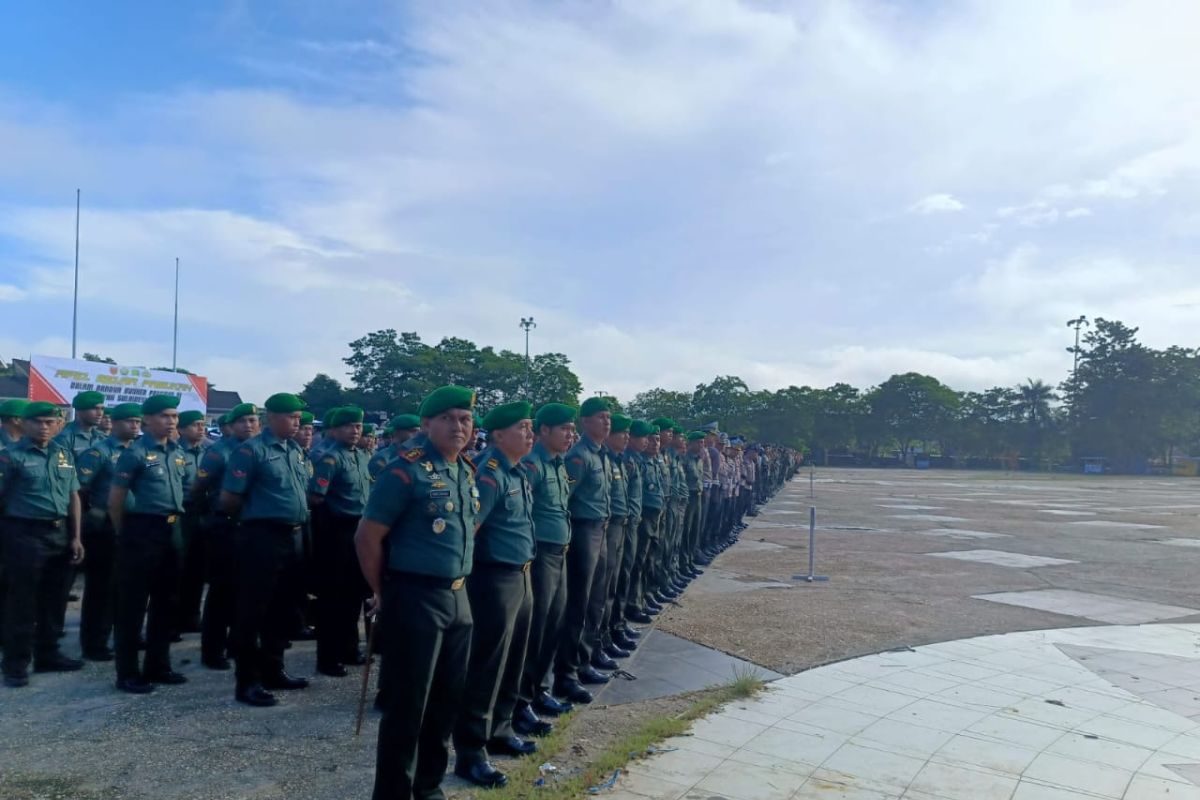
(911, 193, 966, 214)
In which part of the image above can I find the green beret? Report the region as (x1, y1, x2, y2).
(23, 401, 63, 419)
(534, 403, 577, 429)
(651, 417, 675, 432)
(72, 390, 105, 410)
(142, 395, 180, 415)
(580, 397, 611, 418)
(483, 401, 533, 432)
(299, 411, 315, 426)
(473, 413, 484, 429)
(110, 403, 143, 421)
(178, 410, 205, 427)
(330, 406, 365, 427)
(673, 425, 684, 434)
(228, 403, 258, 423)
(388, 413, 421, 433)
(629, 420, 656, 438)
(610, 414, 632, 434)
(264, 393, 305, 413)
(686, 431, 706, 442)
(362, 423, 376, 435)
(419, 385, 475, 418)
(321, 408, 339, 427)
(0, 399, 29, 419)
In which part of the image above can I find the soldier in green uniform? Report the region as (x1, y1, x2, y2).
(354, 385, 478, 800)
(630, 424, 665, 619)
(681, 432, 707, 579)
(555, 397, 613, 701)
(76, 402, 142, 660)
(192, 403, 258, 670)
(665, 426, 691, 592)
(368, 414, 421, 481)
(309, 406, 371, 676)
(109, 395, 189, 693)
(0, 402, 84, 687)
(220, 393, 311, 707)
(361, 423, 378, 454)
(611, 419, 648, 635)
(290, 410, 318, 643)
(590, 413, 632, 670)
(453, 401, 537, 788)
(0, 399, 27, 448)
(516, 403, 576, 721)
(175, 409, 209, 633)
(295, 411, 315, 454)
(57, 391, 106, 456)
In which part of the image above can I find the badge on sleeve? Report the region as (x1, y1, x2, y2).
(432, 518, 447, 534)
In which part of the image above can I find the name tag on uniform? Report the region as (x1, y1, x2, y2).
(506, 488, 520, 496)
(429, 489, 450, 498)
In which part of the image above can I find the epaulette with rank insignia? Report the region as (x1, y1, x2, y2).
(461, 453, 477, 472)
(401, 447, 426, 462)
(486, 458, 499, 470)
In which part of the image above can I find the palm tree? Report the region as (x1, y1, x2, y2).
(1014, 379, 1056, 468)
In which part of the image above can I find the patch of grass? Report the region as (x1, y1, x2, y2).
(476, 672, 767, 800)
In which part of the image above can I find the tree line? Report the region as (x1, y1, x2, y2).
(295, 319, 1200, 472)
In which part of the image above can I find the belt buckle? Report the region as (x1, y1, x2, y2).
(450, 577, 465, 590)
(522, 561, 531, 573)
(166, 515, 178, 524)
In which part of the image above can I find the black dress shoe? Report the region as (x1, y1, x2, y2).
(487, 735, 537, 757)
(262, 671, 309, 690)
(658, 588, 679, 601)
(4, 672, 29, 688)
(605, 642, 631, 659)
(644, 603, 662, 616)
(454, 760, 508, 789)
(82, 647, 115, 662)
(116, 677, 155, 694)
(579, 665, 611, 685)
(533, 691, 573, 717)
(612, 633, 637, 651)
(621, 623, 642, 638)
(236, 684, 278, 707)
(553, 679, 594, 704)
(592, 652, 619, 670)
(145, 669, 188, 685)
(317, 662, 349, 678)
(513, 705, 554, 738)
(627, 610, 653, 624)
(34, 655, 84, 672)
(202, 655, 232, 671)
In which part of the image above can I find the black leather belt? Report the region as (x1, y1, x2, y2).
(388, 571, 467, 590)
(6, 516, 64, 530)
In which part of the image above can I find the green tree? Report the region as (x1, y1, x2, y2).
(866, 373, 960, 459)
(298, 373, 349, 416)
(344, 330, 436, 412)
(626, 389, 694, 423)
(692, 376, 752, 429)
(528, 353, 583, 408)
(810, 383, 862, 464)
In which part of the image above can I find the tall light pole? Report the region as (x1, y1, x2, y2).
(71, 189, 80, 359)
(172, 257, 180, 370)
(1066, 315, 1089, 378)
(519, 317, 536, 391)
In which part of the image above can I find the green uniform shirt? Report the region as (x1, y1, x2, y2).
(474, 446, 535, 565)
(222, 429, 311, 525)
(363, 443, 478, 579)
(565, 435, 612, 521)
(640, 452, 665, 511)
(669, 451, 688, 501)
(55, 420, 104, 457)
(607, 446, 630, 518)
(368, 443, 396, 481)
(684, 451, 704, 492)
(77, 435, 134, 512)
(622, 450, 643, 521)
(0, 429, 21, 450)
(0, 438, 79, 519)
(310, 442, 371, 516)
(194, 437, 237, 512)
(113, 434, 187, 515)
(181, 440, 208, 495)
(521, 442, 572, 545)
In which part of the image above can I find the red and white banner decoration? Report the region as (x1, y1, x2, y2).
(28, 355, 208, 413)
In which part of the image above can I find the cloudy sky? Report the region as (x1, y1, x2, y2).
(2, 1, 1198, 404)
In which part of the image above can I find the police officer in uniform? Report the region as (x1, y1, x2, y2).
(175, 409, 209, 633)
(516, 403, 576, 722)
(76, 402, 143, 660)
(0, 402, 84, 687)
(453, 401, 538, 788)
(354, 385, 478, 800)
(220, 393, 311, 706)
(309, 406, 371, 676)
(109, 395, 190, 693)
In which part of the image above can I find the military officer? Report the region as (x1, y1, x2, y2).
(192, 403, 258, 670)
(175, 409, 209, 633)
(591, 413, 632, 670)
(517, 403, 577, 721)
(630, 424, 665, 619)
(309, 405, 371, 676)
(295, 411, 315, 454)
(0, 402, 84, 687)
(0, 399, 27, 448)
(220, 393, 312, 707)
(555, 396, 612, 702)
(354, 385, 478, 800)
(368, 414, 421, 481)
(76, 402, 143, 660)
(290, 410, 318, 642)
(108, 395, 189, 693)
(610, 419, 647, 638)
(360, 423, 378, 454)
(57, 390, 106, 456)
(681, 432, 708, 579)
(453, 401, 538, 788)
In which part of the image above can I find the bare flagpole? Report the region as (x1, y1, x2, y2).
(173, 257, 180, 370)
(72, 189, 80, 359)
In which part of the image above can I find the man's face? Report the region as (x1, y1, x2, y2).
(424, 408, 473, 456)
(98, 415, 113, 434)
(78, 407, 104, 427)
(23, 415, 59, 447)
(688, 439, 703, 454)
(336, 422, 363, 447)
(181, 420, 206, 445)
(645, 434, 660, 456)
(580, 411, 611, 442)
(143, 409, 179, 440)
(231, 416, 256, 440)
(295, 425, 314, 450)
(268, 411, 301, 439)
(493, 419, 535, 459)
(659, 431, 674, 450)
(606, 430, 630, 454)
(627, 435, 647, 454)
(248, 415, 262, 436)
(113, 418, 142, 442)
(540, 421, 575, 455)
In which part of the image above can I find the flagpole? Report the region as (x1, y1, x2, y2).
(172, 257, 179, 370)
(72, 189, 80, 359)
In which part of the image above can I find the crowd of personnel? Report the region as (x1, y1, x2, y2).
(0, 386, 800, 800)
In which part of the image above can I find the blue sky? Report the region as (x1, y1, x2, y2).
(2, 1, 1198, 403)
